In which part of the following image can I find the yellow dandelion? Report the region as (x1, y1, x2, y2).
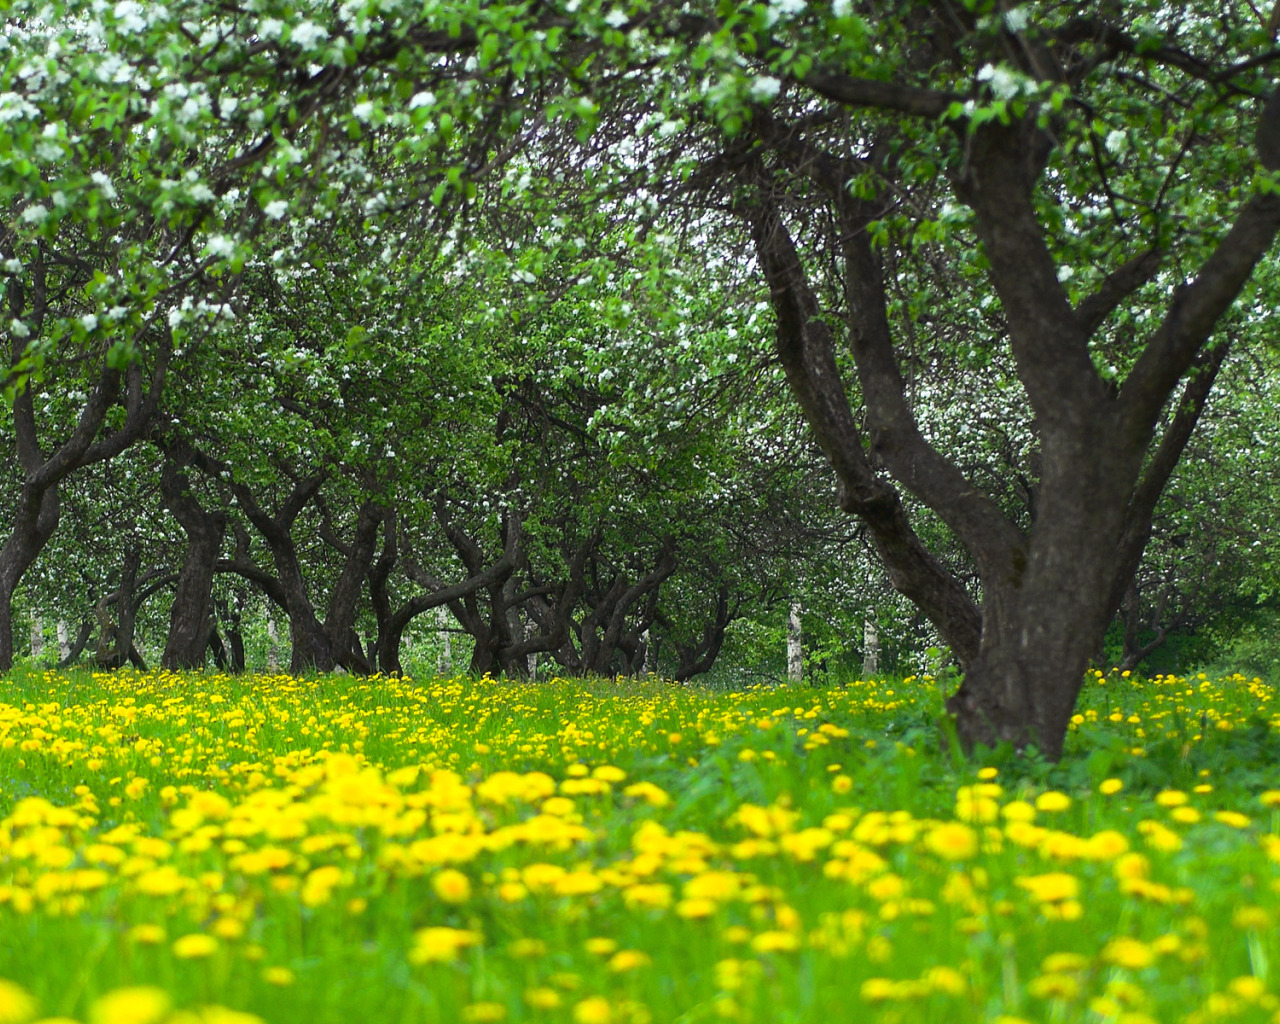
(1099, 778, 1124, 795)
(127, 924, 166, 945)
(1041, 952, 1089, 973)
(922, 966, 967, 996)
(1232, 906, 1270, 930)
(1034, 791, 1071, 813)
(1027, 973, 1080, 1000)
(0, 981, 36, 1024)
(1101, 937, 1155, 970)
(1227, 976, 1267, 1001)
(923, 822, 978, 861)
(572, 997, 613, 1024)
(193, 1008, 266, 1024)
(675, 897, 717, 919)
(607, 950, 651, 973)
(460, 1003, 507, 1023)
(432, 869, 472, 904)
(172, 933, 219, 959)
(750, 930, 800, 953)
(525, 988, 561, 1009)
(88, 988, 171, 1024)
(408, 927, 481, 964)
(1015, 872, 1080, 903)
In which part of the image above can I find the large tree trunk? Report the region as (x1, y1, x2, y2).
(320, 500, 382, 673)
(945, 469, 1130, 758)
(160, 450, 227, 670)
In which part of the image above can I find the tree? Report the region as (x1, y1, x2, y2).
(620, 0, 1280, 757)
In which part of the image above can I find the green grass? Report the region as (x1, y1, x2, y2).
(0, 665, 1279, 1024)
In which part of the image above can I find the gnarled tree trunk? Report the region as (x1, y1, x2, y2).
(160, 447, 227, 670)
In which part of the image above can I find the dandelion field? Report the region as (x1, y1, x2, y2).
(2, 669, 1280, 1024)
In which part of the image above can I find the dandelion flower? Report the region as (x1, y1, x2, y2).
(172, 933, 219, 959)
(1035, 791, 1071, 813)
(88, 988, 170, 1024)
(0, 981, 36, 1024)
(572, 997, 613, 1024)
(432, 869, 472, 903)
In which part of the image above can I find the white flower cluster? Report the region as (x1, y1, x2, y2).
(976, 63, 1035, 101)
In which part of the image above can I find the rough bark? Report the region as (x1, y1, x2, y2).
(319, 499, 382, 673)
(160, 447, 228, 669)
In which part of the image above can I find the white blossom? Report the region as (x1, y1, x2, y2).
(10, 319, 30, 338)
(409, 91, 437, 110)
(604, 9, 628, 28)
(767, 0, 806, 24)
(0, 92, 38, 123)
(290, 21, 328, 47)
(80, 314, 98, 332)
(113, 0, 146, 33)
(976, 63, 1022, 100)
(1105, 129, 1128, 155)
(91, 171, 118, 199)
(1057, 265, 1074, 282)
(21, 204, 48, 224)
(749, 76, 782, 102)
(204, 234, 236, 258)
(264, 199, 289, 220)
(1003, 7, 1030, 32)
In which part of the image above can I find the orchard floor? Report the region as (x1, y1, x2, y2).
(2, 668, 1280, 1024)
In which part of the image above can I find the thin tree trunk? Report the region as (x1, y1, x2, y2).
(266, 616, 280, 671)
(862, 614, 879, 677)
(56, 619, 69, 661)
(787, 601, 803, 683)
(58, 618, 93, 667)
(438, 606, 452, 675)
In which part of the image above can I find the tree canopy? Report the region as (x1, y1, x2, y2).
(4, 0, 1280, 759)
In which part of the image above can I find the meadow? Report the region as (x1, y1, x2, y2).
(1, 666, 1279, 1024)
